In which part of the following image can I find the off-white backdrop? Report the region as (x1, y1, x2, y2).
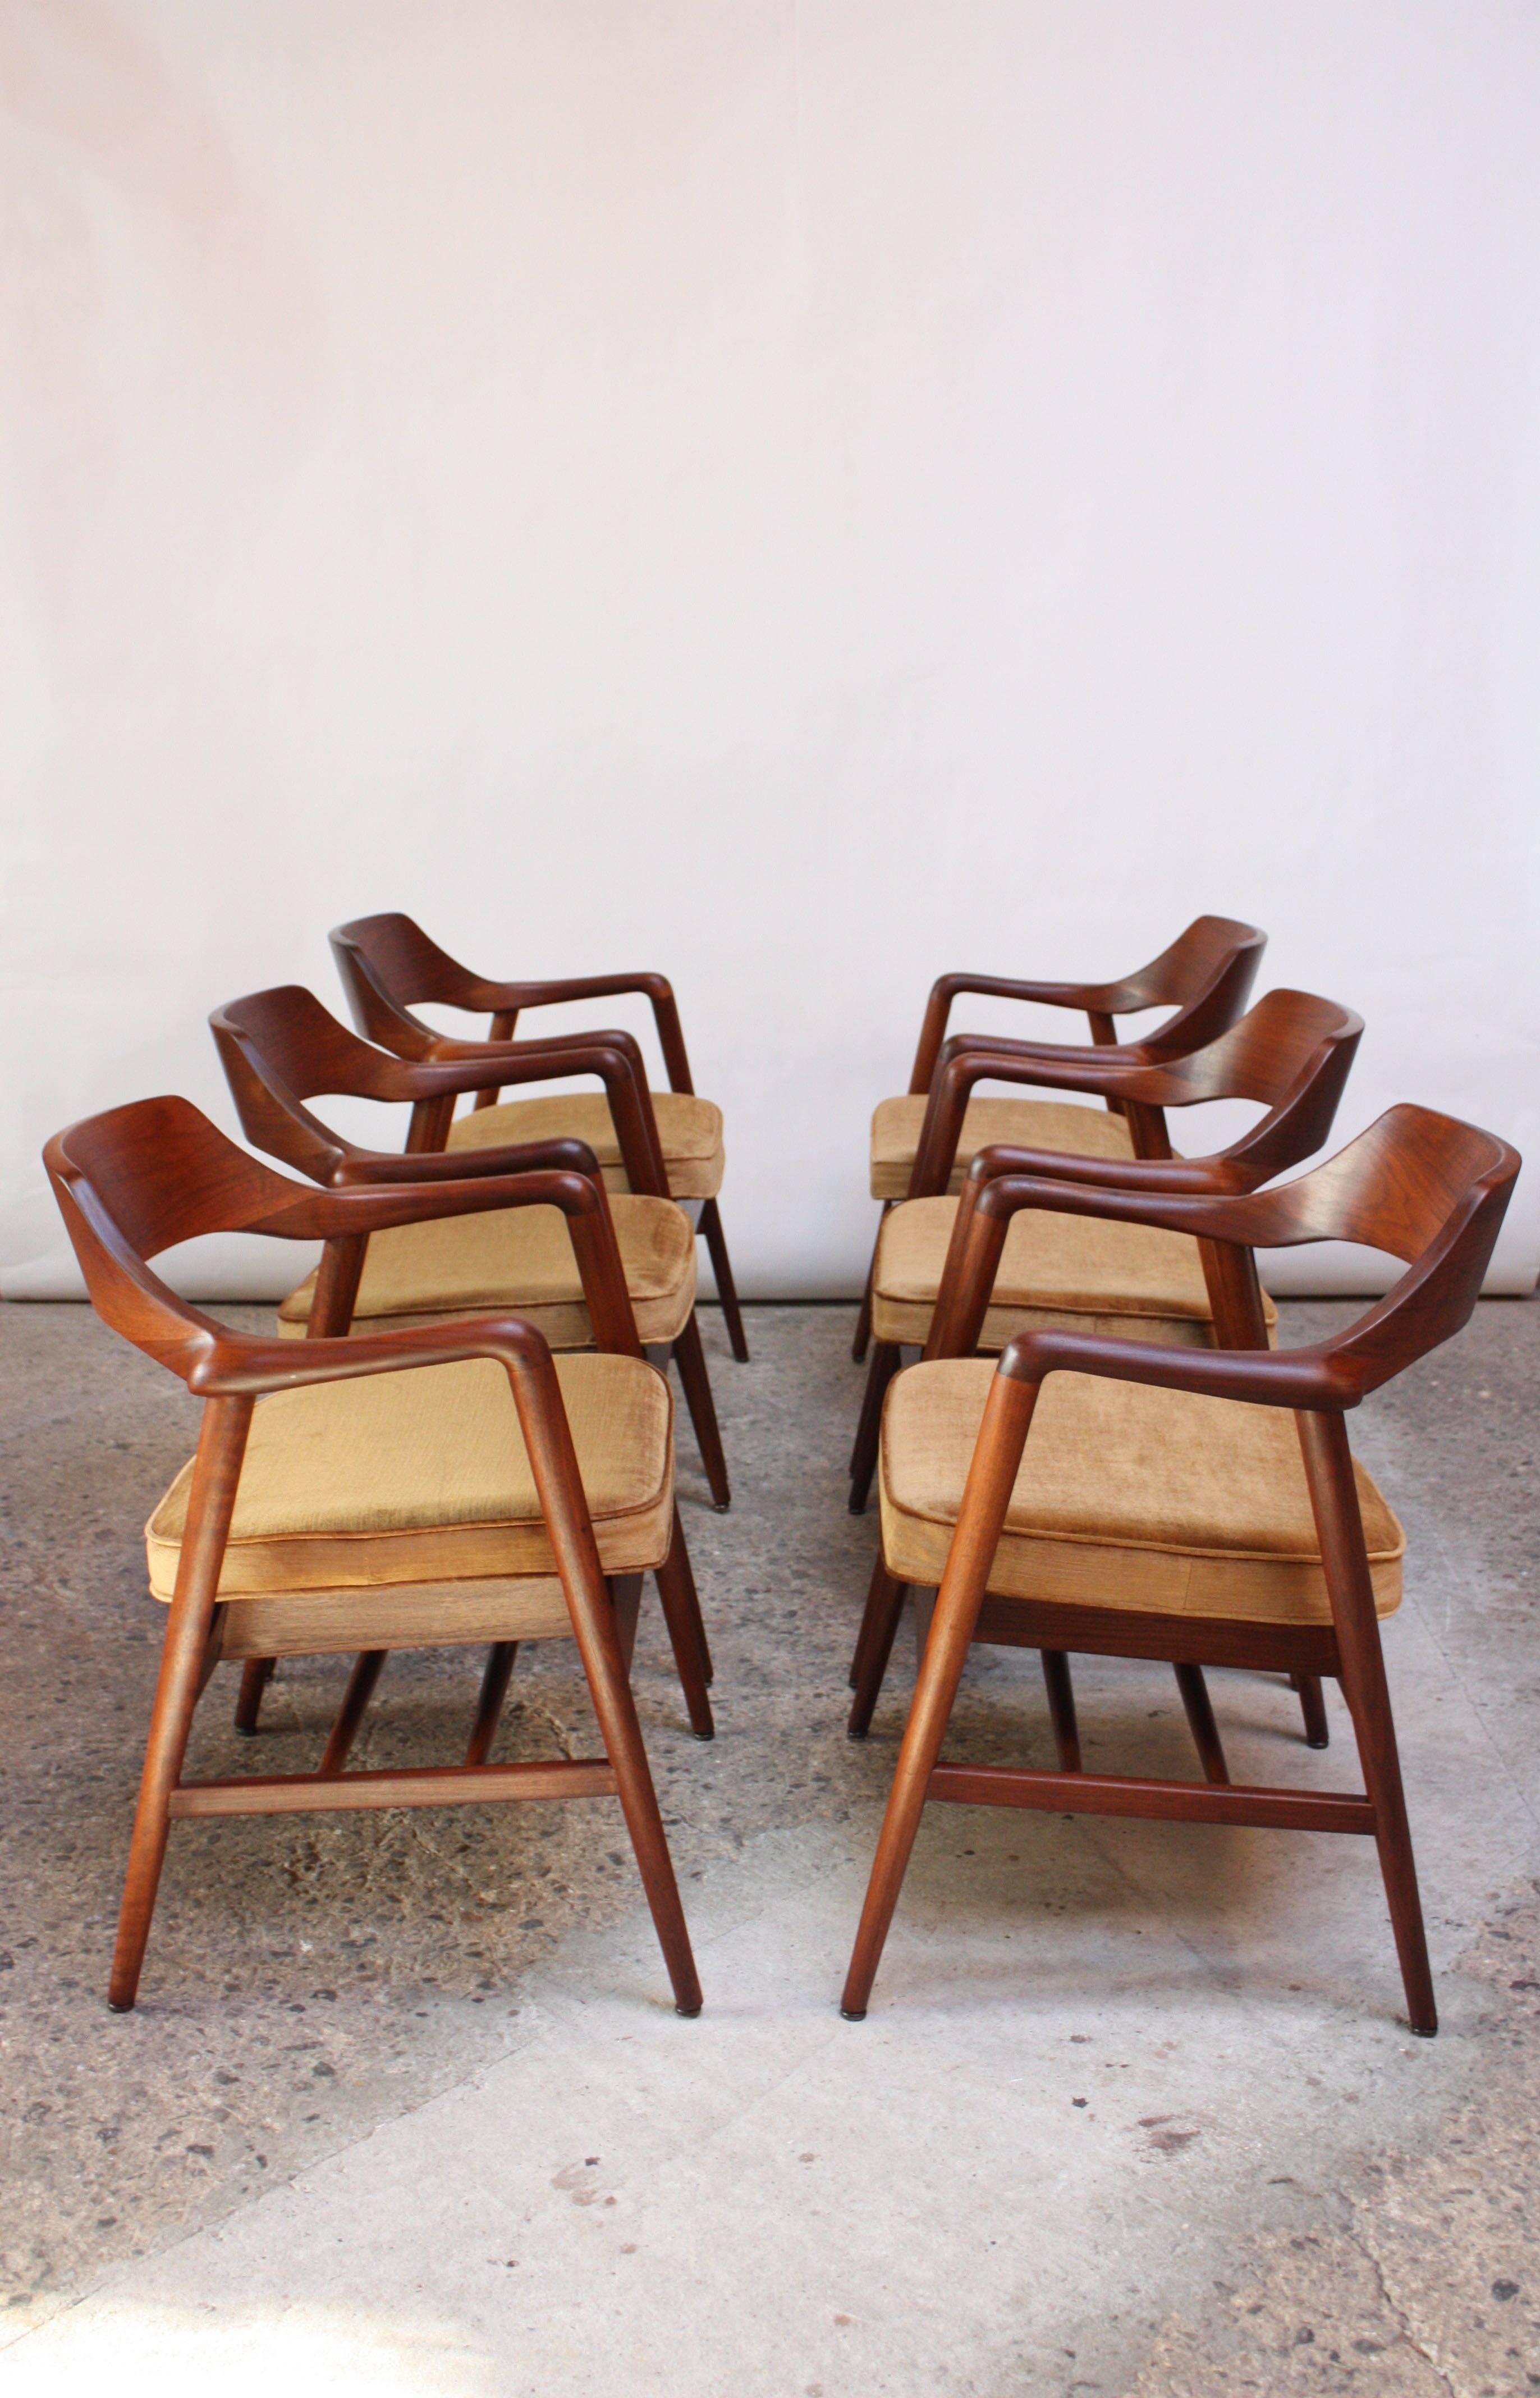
(4, 0, 1538, 1303)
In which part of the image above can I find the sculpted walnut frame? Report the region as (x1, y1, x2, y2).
(209, 983, 731, 1508)
(854, 914, 1268, 1361)
(845, 989, 1366, 1761)
(839, 1105, 1520, 2034)
(328, 913, 750, 1364)
(45, 1098, 707, 2016)
(848, 986, 1365, 1522)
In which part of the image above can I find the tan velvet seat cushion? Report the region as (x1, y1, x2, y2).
(870, 1096, 1135, 1200)
(277, 1196, 695, 1346)
(871, 1196, 1277, 1351)
(146, 1353, 673, 1599)
(448, 1092, 725, 1200)
(879, 1358, 1402, 1624)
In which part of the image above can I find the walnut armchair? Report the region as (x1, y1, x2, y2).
(45, 1097, 709, 2015)
(847, 988, 1363, 1515)
(855, 914, 1267, 1360)
(840, 1106, 1520, 2034)
(210, 984, 719, 1749)
(210, 986, 729, 1509)
(329, 913, 749, 1363)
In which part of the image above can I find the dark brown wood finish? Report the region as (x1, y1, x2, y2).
(852, 916, 1266, 1361)
(904, 915, 1267, 1100)
(44, 1097, 706, 2015)
(328, 914, 750, 1361)
(849, 989, 1362, 1514)
(840, 1105, 1520, 2031)
(213, 990, 719, 1743)
(212, 986, 731, 1508)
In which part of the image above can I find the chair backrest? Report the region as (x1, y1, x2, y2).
(1231, 1105, 1520, 1391)
(1114, 915, 1267, 1058)
(1139, 988, 1362, 1181)
(330, 914, 492, 1055)
(212, 987, 419, 1182)
(44, 1098, 300, 1365)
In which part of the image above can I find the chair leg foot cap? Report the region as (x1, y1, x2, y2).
(846, 1726, 868, 1742)
(675, 2003, 703, 2019)
(690, 1728, 714, 1743)
(1305, 1736, 1330, 1750)
(107, 1998, 134, 2014)
(840, 2006, 867, 2022)
(1410, 2022, 1437, 2038)
(846, 1498, 867, 1517)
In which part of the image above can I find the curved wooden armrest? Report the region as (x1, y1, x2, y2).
(965, 1142, 1248, 1197)
(330, 1136, 602, 1188)
(410, 1025, 643, 1079)
(250, 1165, 614, 1243)
(934, 1030, 1154, 1075)
(909, 973, 1134, 1092)
(973, 1167, 1277, 1243)
(388, 1028, 668, 1198)
(474, 971, 675, 1010)
(259, 1164, 640, 1356)
(994, 1322, 1355, 1411)
(187, 1311, 564, 1397)
(930, 971, 1112, 1012)
(910, 1042, 1171, 1196)
(462, 973, 696, 1094)
(927, 1167, 1275, 1363)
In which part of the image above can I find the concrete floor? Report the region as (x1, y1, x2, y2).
(0, 1297, 1537, 2396)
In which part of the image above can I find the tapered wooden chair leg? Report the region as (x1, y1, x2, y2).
(109, 1397, 251, 2013)
(847, 1550, 891, 1691)
(653, 1513, 714, 1740)
(847, 1560, 908, 1740)
(515, 1368, 702, 2014)
(233, 1655, 274, 1735)
(672, 1313, 731, 1509)
(1294, 1672, 1331, 1749)
(566, 1567, 702, 2014)
(1299, 1412, 1436, 2035)
(318, 1650, 388, 1775)
(609, 1575, 644, 1670)
(464, 1642, 519, 1766)
(700, 1199, 749, 1363)
(1173, 1662, 1229, 1784)
(842, 1372, 1037, 2016)
(852, 1218, 886, 1364)
(849, 1342, 901, 1514)
(1040, 1650, 1081, 1772)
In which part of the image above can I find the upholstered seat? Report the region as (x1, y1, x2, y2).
(448, 1092, 725, 1200)
(277, 1195, 696, 1347)
(871, 1196, 1278, 1350)
(878, 1358, 1402, 1623)
(147, 1353, 673, 1600)
(869, 1096, 1134, 1201)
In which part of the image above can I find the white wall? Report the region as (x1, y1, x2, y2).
(4, 0, 1538, 1303)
